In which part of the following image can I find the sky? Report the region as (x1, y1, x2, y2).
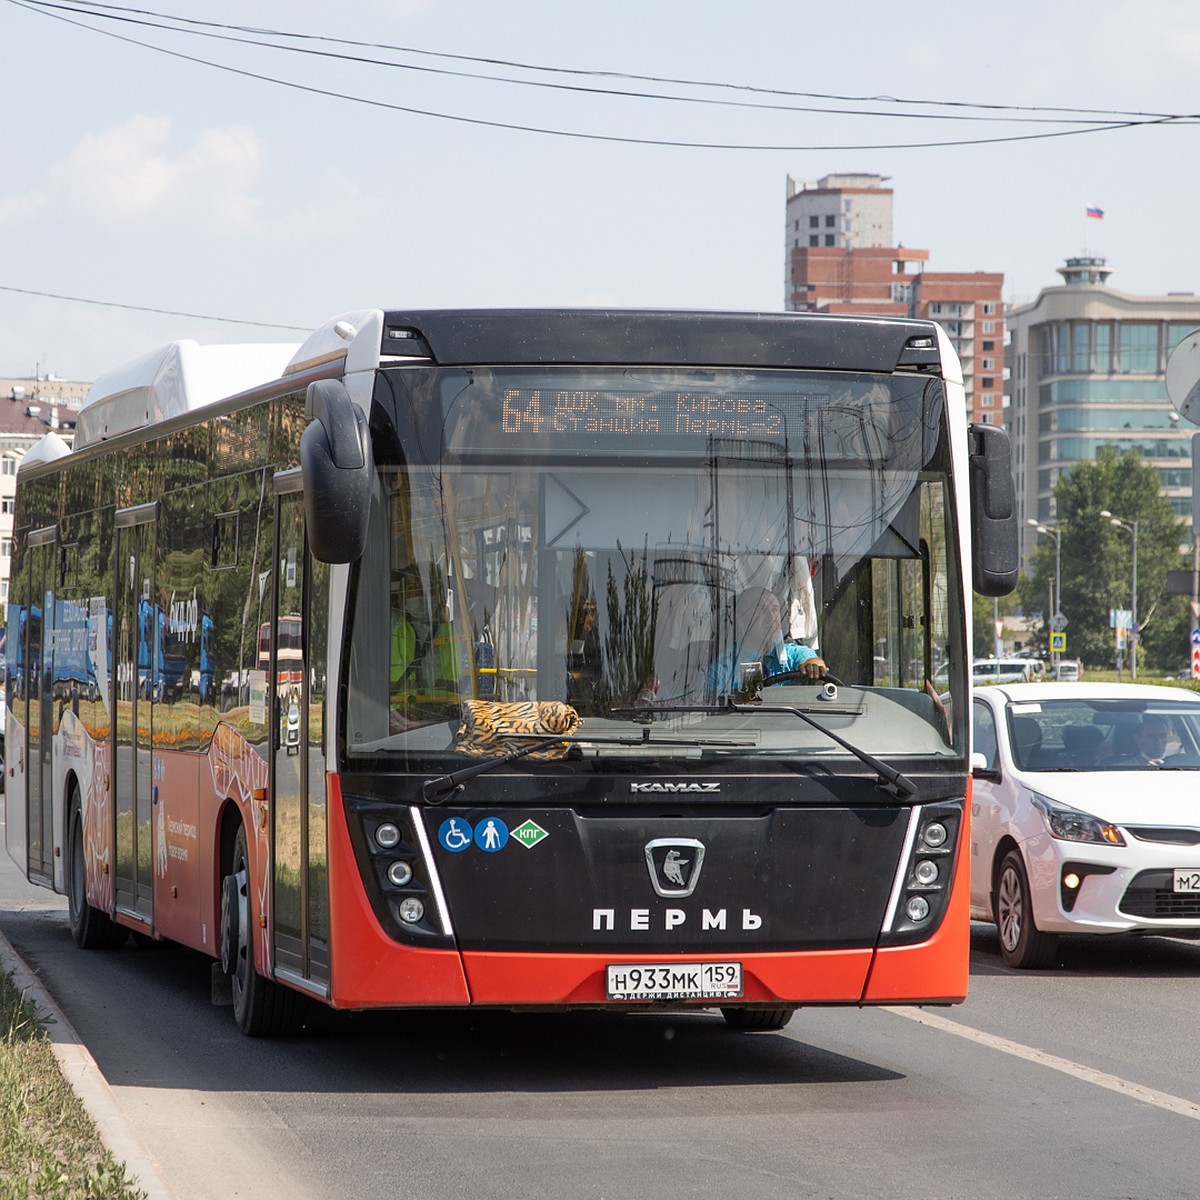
(3, 0, 1200, 382)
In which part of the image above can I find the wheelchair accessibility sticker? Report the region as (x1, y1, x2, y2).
(438, 818, 474, 852)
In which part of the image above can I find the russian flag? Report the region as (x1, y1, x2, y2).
(1086, 205, 1104, 219)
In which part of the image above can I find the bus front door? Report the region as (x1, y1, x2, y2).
(23, 529, 56, 886)
(113, 508, 156, 925)
(269, 484, 330, 995)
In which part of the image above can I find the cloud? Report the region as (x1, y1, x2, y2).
(50, 116, 264, 232)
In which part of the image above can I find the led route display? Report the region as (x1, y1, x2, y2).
(499, 388, 826, 442)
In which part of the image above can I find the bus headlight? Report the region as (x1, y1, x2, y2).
(398, 898, 425, 924)
(375, 822, 402, 849)
(922, 822, 948, 848)
(914, 859, 940, 886)
(387, 860, 414, 887)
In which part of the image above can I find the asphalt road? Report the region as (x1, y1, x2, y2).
(3, 843, 1200, 1200)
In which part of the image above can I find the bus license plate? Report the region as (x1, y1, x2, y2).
(1173, 869, 1200, 893)
(606, 962, 743, 1001)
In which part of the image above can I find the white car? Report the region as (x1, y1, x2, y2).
(973, 658, 1036, 685)
(970, 682, 1200, 968)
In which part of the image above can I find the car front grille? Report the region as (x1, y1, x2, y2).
(1119, 869, 1200, 919)
(1126, 826, 1200, 846)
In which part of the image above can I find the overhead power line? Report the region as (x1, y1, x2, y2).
(11, 0, 1184, 126)
(0, 285, 310, 332)
(10, 0, 1196, 151)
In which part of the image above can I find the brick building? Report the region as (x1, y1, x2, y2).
(785, 174, 1004, 424)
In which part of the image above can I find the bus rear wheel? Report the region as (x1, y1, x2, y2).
(66, 793, 126, 950)
(221, 824, 299, 1036)
(720, 1007, 794, 1031)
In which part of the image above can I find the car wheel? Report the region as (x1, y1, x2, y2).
(995, 850, 1059, 969)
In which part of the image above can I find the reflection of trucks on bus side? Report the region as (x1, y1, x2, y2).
(137, 597, 185, 702)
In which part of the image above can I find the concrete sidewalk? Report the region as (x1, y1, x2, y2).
(0, 922, 177, 1199)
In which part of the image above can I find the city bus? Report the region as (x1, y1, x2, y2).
(3, 309, 1017, 1036)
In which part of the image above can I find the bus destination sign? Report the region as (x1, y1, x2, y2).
(499, 388, 825, 444)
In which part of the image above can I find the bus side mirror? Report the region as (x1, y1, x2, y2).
(301, 379, 374, 563)
(968, 423, 1018, 597)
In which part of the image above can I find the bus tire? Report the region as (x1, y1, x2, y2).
(66, 793, 126, 950)
(720, 1007, 794, 1031)
(995, 850, 1058, 970)
(223, 824, 299, 1037)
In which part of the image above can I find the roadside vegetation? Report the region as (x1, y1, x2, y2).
(0, 966, 145, 1200)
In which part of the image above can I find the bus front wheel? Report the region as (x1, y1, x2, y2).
(720, 1007, 794, 1031)
(221, 824, 299, 1036)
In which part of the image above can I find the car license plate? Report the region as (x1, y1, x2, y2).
(1173, 869, 1200, 893)
(606, 961, 743, 1001)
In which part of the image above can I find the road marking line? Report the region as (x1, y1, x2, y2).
(885, 1006, 1200, 1121)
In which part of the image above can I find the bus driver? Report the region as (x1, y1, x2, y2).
(705, 586, 827, 695)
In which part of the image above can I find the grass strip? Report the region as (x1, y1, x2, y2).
(0, 965, 146, 1200)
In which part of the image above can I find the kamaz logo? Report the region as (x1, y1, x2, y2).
(630, 782, 720, 794)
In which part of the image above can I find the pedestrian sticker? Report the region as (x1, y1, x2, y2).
(511, 819, 549, 849)
(475, 817, 509, 852)
(438, 818, 474, 853)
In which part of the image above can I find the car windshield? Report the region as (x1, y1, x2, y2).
(341, 364, 967, 774)
(1006, 698, 1200, 771)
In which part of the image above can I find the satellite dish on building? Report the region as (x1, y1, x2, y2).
(1166, 329, 1200, 426)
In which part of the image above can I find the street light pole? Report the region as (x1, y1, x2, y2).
(1027, 519, 1063, 665)
(1101, 511, 1138, 680)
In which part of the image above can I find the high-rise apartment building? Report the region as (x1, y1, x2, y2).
(784, 174, 1004, 424)
(1006, 256, 1200, 562)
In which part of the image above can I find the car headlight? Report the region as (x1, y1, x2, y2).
(1030, 793, 1125, 846)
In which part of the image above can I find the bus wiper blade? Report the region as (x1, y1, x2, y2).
(421, 728, 755, 802)
(423, 737, 567, 802)
(727, 699, 918, 801)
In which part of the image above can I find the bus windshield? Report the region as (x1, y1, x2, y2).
(343, 364, 966, 772)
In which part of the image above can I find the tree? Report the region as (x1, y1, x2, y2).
(972, 588, 1023, 659)
(1024, 447, 1187, 669)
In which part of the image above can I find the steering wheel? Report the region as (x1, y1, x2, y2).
(760, 669, 845, 688)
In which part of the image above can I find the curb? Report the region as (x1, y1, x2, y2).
(0, 925, 177, 1200)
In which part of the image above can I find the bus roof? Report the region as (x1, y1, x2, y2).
(67, 308, 951, 454)
(375, 309, 946, 373)
(75, 338, 300, 450)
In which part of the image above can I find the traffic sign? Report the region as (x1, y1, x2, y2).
(1050, 632, 1067, 653)
(1051, 611, 1068, 632)
(1191, 628, 1200, 648)
(1166, 331, 1200, 425)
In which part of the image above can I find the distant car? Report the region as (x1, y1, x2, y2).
(972, 658, 1034, 685)
(1053, 661, 1081, 682)
(970, 682, 1200, 968)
